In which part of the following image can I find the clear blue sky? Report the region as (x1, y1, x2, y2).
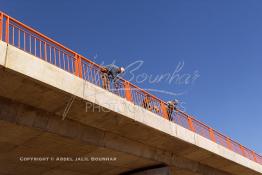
(1, 0, 262, 154)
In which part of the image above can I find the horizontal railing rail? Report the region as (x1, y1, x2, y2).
(0, 11, 261, 165)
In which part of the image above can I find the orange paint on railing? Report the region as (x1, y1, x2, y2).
(0, 12, 2, 40)
(209, 128, 216, 142)
(160, 102, 168, 120)
(78, 56, 83, 78)
(74, 54, 81, 78)
(226, 137, 232, 150)
(240, 145, 246, 157)
(124, 81, 132, 102)
(0, 12, 261, 165)
(188, 117, 195, 132)
(5, 15, 9, 43)
(252, 151, 257, 162)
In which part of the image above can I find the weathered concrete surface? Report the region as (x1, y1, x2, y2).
(0, 40, 261, 175)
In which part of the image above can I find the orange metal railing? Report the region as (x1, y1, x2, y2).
(0, 12, 261, 165)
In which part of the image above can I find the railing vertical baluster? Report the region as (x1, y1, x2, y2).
(72, 58, 75, 73)
(139, 93, 143, 107)
(34, 37, 36, 56)
(96, 67, 100, 86)
(90, 64, 94, 83)
(67, 55, 69, 71)
(23, 32, 26, 51)
(18, 29, 20, 48)
(136, 92, 139, 106)
(58, 50, 61, 67)
(54, 48, 56, 66)
(132, 90, 136, 104)
(177, 112, 181, 125)
(86, 64, 90, 80)
(62, 52, 65, 69)
(12, 26, 14, 45)
(140, 93, 143, 106)
(81, 63, 85, 79)
(29, 35, 32, 53)
(39, 41, 42, 58)
(44, 42, 47, 61)
(49, 45, 51, 63)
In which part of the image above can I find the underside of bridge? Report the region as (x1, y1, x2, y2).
(0, 119, 162, 175)
(0, 68, 222, 175)
(0, 41, 261, 175)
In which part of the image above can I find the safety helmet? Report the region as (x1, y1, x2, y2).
(120, 67, 125, 73)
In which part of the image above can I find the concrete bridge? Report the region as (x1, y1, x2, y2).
(0, 12, 261, 175)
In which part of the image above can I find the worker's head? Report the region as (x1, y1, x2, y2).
(118, 67, 125, 73)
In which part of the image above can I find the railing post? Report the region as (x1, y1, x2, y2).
(209, 128, 216, 142)
(5, 15, 9, 43)
(0, 12, 3, 41)
(252, 151, 257, 162)
(160, 102, 168, 120)
(124, 81, 132, 102)
(240, 145, 246, 157)
(188, 117, 195, 132)
(226, 137, 232, 150)
(74, 54, 82, 78)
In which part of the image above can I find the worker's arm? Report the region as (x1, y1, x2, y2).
(100, 67, 108, 73)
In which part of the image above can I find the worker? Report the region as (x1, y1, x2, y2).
(142, 95, 152, 111)
(142, 95, 160, 113)
(101, 64, 125, 90)
(167, 99, 178, 120)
